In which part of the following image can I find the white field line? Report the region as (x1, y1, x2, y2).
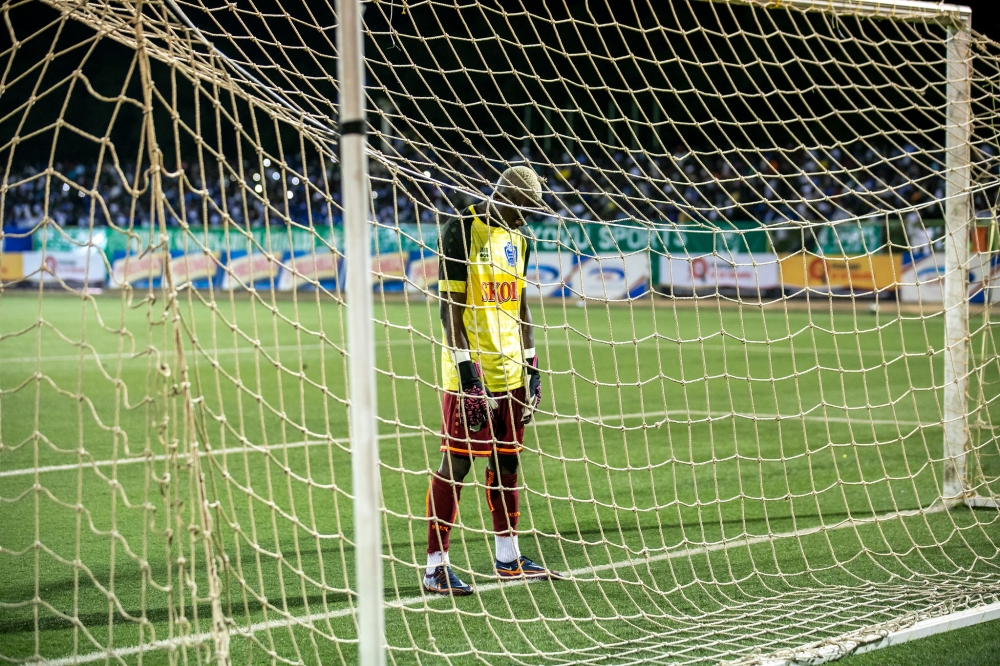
(0, 409, 932, 479)
(0, 337, 915, 365)
(744, 600, 1000, 666)
(46, 504, 945, 666)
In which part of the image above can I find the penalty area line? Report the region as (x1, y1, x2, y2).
(45, 504, 945, 666)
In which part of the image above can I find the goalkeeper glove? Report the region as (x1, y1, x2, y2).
(522, 350, 541, 424)
(457, 359, 498, 433)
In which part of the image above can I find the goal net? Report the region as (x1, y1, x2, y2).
(1, 0, 998, 664)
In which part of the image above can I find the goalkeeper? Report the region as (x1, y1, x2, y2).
(423, 166, 563, 596)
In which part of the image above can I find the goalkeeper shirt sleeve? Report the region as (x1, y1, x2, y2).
(438, 217, 474, 293)
(522, 231, 532, 279)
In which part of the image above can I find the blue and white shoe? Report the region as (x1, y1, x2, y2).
(495, 556, 565, 580)
(423, 565, 474, 596)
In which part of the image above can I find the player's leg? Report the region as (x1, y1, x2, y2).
(426, 451, 471, 559)
(487, 387, 564, 580)
(425, 450, 476, 596)
(424, 388, 491, 595)
(485, 450, 521, 564)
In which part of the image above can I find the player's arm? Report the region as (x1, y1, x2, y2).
(520, 247, 541, 424)
(519, 291, 534, 351)
(440, 292, 470, 353)
(438, 218, 473, 353)
(519, 236, 535, 350)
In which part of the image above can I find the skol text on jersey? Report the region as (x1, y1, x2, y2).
(481, 280, 519, 303)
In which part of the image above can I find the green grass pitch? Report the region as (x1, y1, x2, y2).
(1, 288, 998, 664)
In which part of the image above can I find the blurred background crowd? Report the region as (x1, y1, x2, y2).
(2, 140, 996, 247)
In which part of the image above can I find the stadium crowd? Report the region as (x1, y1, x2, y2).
(2, 142, 993, 243)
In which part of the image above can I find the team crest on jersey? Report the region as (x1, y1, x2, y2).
(504, 241, 517, 267)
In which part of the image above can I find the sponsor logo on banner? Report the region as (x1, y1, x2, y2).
(526, 252, 649, 300)
(575, 255, 648, 300)
(169, 252, 218, 287)
(1, 253, 23, 281)
(221, 252, 279, 289)
(278, 249, 341, 291)
(660, 254, 779, 292)
(112, 253, 163, 287)
(899, 251, 997, 303)
(525, 252, 573, 298)
(24, 249, 108, 285)
(779, 252, 901, 293)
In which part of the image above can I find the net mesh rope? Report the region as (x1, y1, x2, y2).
(0, 0, 998, 664)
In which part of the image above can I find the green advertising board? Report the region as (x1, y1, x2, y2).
(816, 220, 883, 256)
(100, 225, 342, 257)
(31, 219, 773, 259)
(655, 221, 770, 255)
(528, 220, 769, 255)
(31, 226, 109, 253)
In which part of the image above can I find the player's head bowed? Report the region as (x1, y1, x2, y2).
(488, 165, 546, 229)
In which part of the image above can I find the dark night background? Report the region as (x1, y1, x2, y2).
(965, 0, 1000, 42)
(1, 0, 997, 166)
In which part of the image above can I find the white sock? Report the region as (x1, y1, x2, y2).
(426, 551, 447, 576)
(495, 535, 519, 563)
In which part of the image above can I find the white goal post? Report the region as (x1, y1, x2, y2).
(337, 1, 386, 665)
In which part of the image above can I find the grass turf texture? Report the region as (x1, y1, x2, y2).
(1, 288, 998, 665)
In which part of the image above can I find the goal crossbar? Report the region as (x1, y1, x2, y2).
(709, 0, 970, 25)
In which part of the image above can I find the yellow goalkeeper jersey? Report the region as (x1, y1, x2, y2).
(438, 206, 529, 393)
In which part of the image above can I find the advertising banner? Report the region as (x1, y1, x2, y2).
(104, 225, 339, 259)
(525, 251, 574, 298)
(816, 220, 883, 256)
(526, 252, 649, 300)
(898, 251, 998, 304)
(27, 219, 779, 263)
(574, 253, 650, 300)
(32, 226, 107, 253)
(658, 221, 770, 255)
(658, 254, 780, 293)
(219, 251, 281, 290)
(169, 251, 219, 289)
(404, 253, 439, 294)
(111, 253, 163, 288)
(530, 221, 658, 255)
(375, 223, 436, 255)
(17, 220, 788, 297)
(2, 227, 32, 252)
(277, 249, 342, 291)
(1, 252, 24, 282)
(372, 251, 408, 286)
(779, 252, 902, 293)
(529, 220, 769, 256)
(22, 249, 107, 285)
